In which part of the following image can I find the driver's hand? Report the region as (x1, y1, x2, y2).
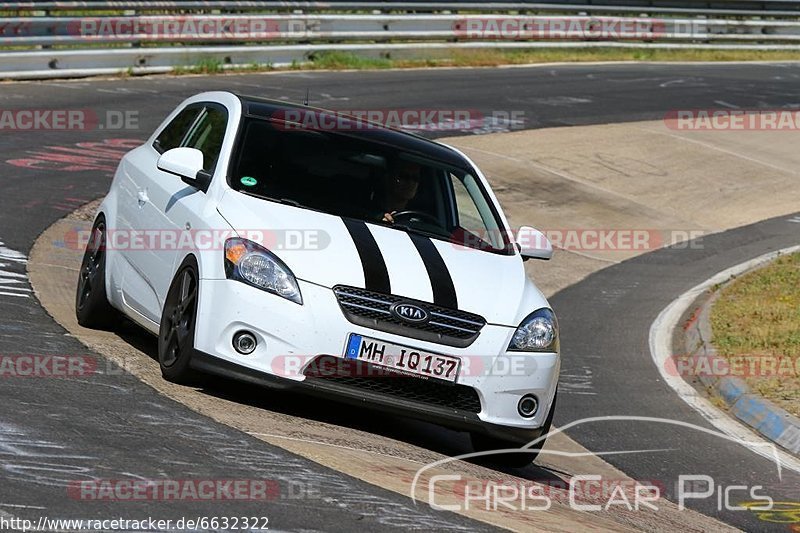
(382, 211, 396, 223)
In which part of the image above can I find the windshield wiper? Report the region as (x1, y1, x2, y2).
(277, 198, 304, 208)
(237, 190, 322, 212)
(390, 222, 449, 242)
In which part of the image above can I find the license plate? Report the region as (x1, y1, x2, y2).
(344, 334, 461, 383)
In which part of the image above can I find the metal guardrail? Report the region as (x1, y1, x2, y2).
(4, 1, 800, 16)
(6, 15, 800, 47)
(1, 1, 799, 79)
(5, 15, 800, 47)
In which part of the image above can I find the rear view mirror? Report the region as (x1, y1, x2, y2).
(516, 226, 553, 261)
(157, 147, 211, 192)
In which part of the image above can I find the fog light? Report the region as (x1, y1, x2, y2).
(518, 395, 538, 418)
(232, 331, 257, 355)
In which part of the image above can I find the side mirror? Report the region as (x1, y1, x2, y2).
(516, 226, 553, 261)
(157, 147, 211, 192)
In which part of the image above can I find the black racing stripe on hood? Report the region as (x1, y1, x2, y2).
(342, 218, 391, 294)
(408, 233, 458, 309)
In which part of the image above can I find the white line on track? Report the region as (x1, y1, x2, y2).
(0, 504, 46, 509)
(649, 244, 800, 474)
(0, 270, 26, 279)
(0, 240, 30, 299)
(713, 100, 741, 109)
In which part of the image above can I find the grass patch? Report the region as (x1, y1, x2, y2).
(305, 51, 395, 69)
(192, 57, 224, 74)
(298, 48, 800, 71)
(710, 252, 800, 417)
(170, 60, 275, 77)
(173, 56, 225, 75)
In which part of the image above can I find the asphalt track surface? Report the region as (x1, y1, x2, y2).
(552, 214, 800, 530)
(1, 63, 799, 530)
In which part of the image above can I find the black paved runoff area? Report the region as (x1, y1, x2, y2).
(1, 62, 799, 530)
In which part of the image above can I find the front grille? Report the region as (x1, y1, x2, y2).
(333, 285, 486, 348)
(303, 356, 482, 413)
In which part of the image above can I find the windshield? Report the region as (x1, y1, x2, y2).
(229, 118, 513, 254)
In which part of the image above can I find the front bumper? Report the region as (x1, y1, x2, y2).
(194, 278, 560, 442)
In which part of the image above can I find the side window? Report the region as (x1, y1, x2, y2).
(449, 173, 485, 231)
(153, 105, 202, 154)
(183, 105, 228, 172)
(448, 172, 505, 250)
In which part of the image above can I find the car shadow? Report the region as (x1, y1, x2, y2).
(111, 320, 563, 485)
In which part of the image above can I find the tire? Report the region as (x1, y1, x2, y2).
(75, 215, 117, 329)
(158, 257, 201, 384)
(470, 390, 558, 468)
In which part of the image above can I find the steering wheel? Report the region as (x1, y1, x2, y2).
(391, 210, 440, 226)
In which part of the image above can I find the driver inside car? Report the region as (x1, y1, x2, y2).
(377, 159, 422, 224)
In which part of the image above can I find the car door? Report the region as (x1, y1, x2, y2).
(116, 104, 203, 325)
(120, 102, 228, 325)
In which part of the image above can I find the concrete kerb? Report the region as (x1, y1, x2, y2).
(682, 266, 800, 457)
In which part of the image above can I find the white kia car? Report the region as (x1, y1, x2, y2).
(76, 91, 559, 465)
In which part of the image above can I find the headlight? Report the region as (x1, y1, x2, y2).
(224, 238, 302, 305)
(508, 308, 558, 352)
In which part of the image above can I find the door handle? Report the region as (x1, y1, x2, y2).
(137, 190, 149, 207)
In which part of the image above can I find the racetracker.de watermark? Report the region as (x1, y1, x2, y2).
(274, 354, 548, 379)
(665, 109, 800, 130)
(522, 228, 704, 251)
(68, 16, 291, 40)
(67, 479, 282, 501)
(57, 228, 329, 252)
(452, 17, 705, 40)
(0, 355, 96, 378)
(271, 108, 526, 132)
(666, 354, 800, 378)
(458, 228, 706, 252)
(0, 109, 139, 131)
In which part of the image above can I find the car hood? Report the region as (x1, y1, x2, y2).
(217, 190, 547, 326)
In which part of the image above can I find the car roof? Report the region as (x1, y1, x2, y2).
(236, 94, 469, 168)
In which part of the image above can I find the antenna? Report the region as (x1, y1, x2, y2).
(303, 88, 309, 106)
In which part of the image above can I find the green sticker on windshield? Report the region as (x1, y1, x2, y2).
(240, 176, 257, 187)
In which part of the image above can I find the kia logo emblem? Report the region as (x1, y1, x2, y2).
(391, 302, 430, 324)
